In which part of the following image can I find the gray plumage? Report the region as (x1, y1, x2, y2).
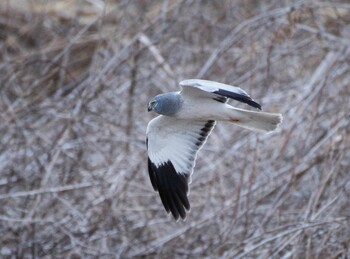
(147, 92, 182, 116)
(146, 79, 282, 220)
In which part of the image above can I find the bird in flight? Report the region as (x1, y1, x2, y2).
(146, 79, 282, 220)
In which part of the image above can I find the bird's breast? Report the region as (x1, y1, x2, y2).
(175, 97, 229, 121)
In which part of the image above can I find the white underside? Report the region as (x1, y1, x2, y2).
(147, 116, 214, 179)
(146, 81, 283, 181)
(176, 96, 282, 133)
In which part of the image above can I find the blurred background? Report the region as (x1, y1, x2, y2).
(0, 0, 349, 258)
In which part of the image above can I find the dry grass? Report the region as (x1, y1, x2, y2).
(0, 0, 349, 258)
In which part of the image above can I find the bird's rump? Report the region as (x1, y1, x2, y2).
(146, 79, 283, 220)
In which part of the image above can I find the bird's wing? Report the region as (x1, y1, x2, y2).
(146, 115, 215, 220)
(179, 79, 261, 109)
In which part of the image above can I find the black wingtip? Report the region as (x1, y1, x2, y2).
(213, 89, 262, 110)
(246, 99, 262, 110)
(148, 159, 190, 220)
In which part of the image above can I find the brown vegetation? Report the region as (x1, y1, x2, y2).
(0, 0, 349, 258)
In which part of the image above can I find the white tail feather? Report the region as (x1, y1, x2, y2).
(228, 107, 283, 133)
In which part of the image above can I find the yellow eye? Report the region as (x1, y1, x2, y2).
(151, 101, 157, 107)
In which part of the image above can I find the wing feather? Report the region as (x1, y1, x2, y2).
(180, 79, 261, 109)
(146, 116, 215, 220)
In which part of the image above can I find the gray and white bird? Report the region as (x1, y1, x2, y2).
(146, 79, 282, 220)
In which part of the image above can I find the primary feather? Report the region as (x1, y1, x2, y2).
(147, 116, 215, 220)
(180, 79, 261, 109)
(146, 79, 282, 220)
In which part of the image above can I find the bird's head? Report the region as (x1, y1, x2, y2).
(147, 97, 159, 112)
(147, 93, 181, 116)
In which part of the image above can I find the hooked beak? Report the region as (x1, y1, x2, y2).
(147, 104, 152, 112)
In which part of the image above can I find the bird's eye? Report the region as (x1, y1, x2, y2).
(151, 101, 157, 107)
